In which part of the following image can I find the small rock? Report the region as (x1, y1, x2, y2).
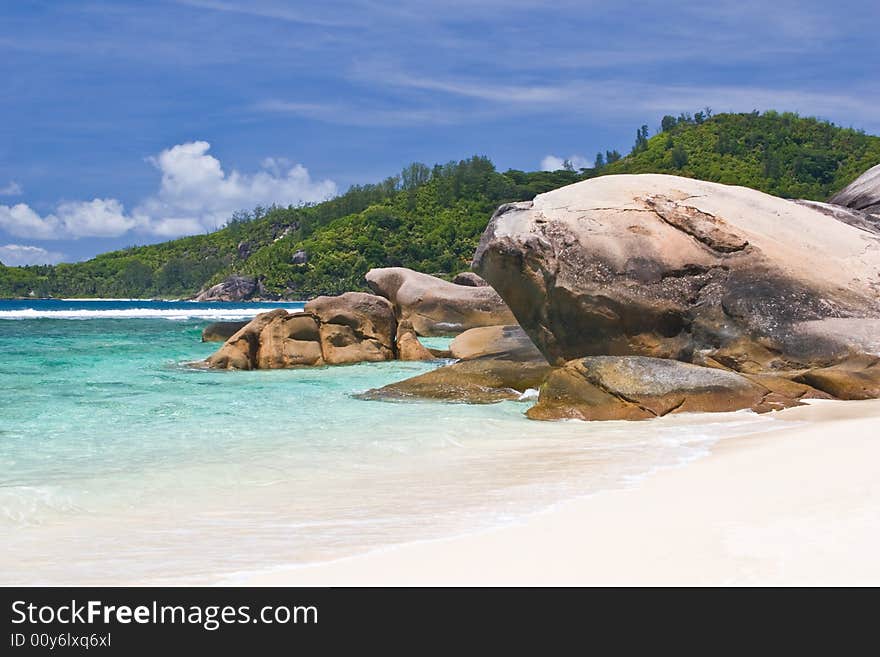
(452, 272, 488, 287)
(201, 320, 250, 342)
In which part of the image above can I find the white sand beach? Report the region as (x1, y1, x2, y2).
(242, 400, 880, 586)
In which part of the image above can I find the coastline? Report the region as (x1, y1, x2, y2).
(237, 399, 880, 586)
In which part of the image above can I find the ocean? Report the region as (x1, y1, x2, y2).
(0, 299, 788, 584)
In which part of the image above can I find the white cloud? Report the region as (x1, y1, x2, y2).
(0, 198, 134, 239)
(540, 154, 590, 171)
(0, 181, 22, 196)
(0, 244, 65, 266)
(0, 203, 59, 239)
(58, 199, 135, 238)
(0, 141, 337, 240)
(132, 141, 337, 235)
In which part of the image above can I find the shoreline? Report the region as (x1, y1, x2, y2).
(236, 399, 880, 586)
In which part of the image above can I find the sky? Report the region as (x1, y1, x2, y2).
(0, 0, 878, 265)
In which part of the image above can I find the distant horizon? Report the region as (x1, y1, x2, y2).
(1, 0, 878, 264)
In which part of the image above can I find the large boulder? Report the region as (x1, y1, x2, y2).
(359, 356, 552, 404)
(527, 356, 799, 421)
(361, 325, 551, 404)
(830, 163, 880, 216)
(473, 174, 880, 371)
(201, 320, 250, 342)
(304, 292, 396, 364)
(365, 267, 516, 336)
(206, 292, 397, 369)
(194, 275, 260, 302)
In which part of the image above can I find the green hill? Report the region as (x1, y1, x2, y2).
(603, 109, 880, 200)
(2, 111, 878, 299)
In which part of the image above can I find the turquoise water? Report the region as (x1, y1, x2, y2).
(0, 300, 785, 584)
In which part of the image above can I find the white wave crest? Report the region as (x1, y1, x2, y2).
(0, 307, 303, 320)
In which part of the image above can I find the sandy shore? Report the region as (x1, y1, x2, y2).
(240, 399, 880, 586)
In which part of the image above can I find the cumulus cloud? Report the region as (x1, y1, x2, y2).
(0, 244, 65, 266)
(0, 181, 22, 196)
(0, 199, 133, 239)
(540, 154, 590, 171)
(0, 142, 337, 240)
(132, 141, 337, 235)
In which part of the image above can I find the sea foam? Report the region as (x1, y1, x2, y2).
(0, 307, 303, 320)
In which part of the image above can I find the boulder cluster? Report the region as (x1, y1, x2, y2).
(203, 269, 513, 369)
(204, 168, 880, 420)
(467, 173, 880, 418)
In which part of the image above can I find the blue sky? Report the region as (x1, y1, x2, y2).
(1, 0, 878, 264)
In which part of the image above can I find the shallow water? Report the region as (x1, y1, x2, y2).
(0, 300, 789, 584)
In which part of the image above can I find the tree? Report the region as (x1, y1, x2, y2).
(594, 152, 605, 168)
(606, 149, 622, 164)
(119, 259, 153, 293)
(401, 162, 431, 190)
(671, 144, 689, 168)
(661, 115, 677, 132)
(633, 125, 649, 153)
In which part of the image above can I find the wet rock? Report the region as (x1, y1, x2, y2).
(359, 357, 552, 404)
(527, 356, 798, 421)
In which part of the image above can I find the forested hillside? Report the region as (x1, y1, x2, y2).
(604, 110, 880, 200)
(2, 111, 878, 299)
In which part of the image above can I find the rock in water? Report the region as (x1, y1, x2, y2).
(194, 275, 259, 302)
(206, 292, 397, 369)
(473, 174, 880, 370)
(527, 356, 797, 421)
(452, 272, 489, 287)
(255, 312, 325, 368)
(201, 320, 250, 342)
(206, 309, 288, 370)
(449, 325, 544, 361)
(365, 267, 515, 336)
(395, 319, 435, 361)
(359, 356, 552, 404)
(361, 324, 551, 404)
(830, 163, 880, 216)
(304, 292, 396, 365)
